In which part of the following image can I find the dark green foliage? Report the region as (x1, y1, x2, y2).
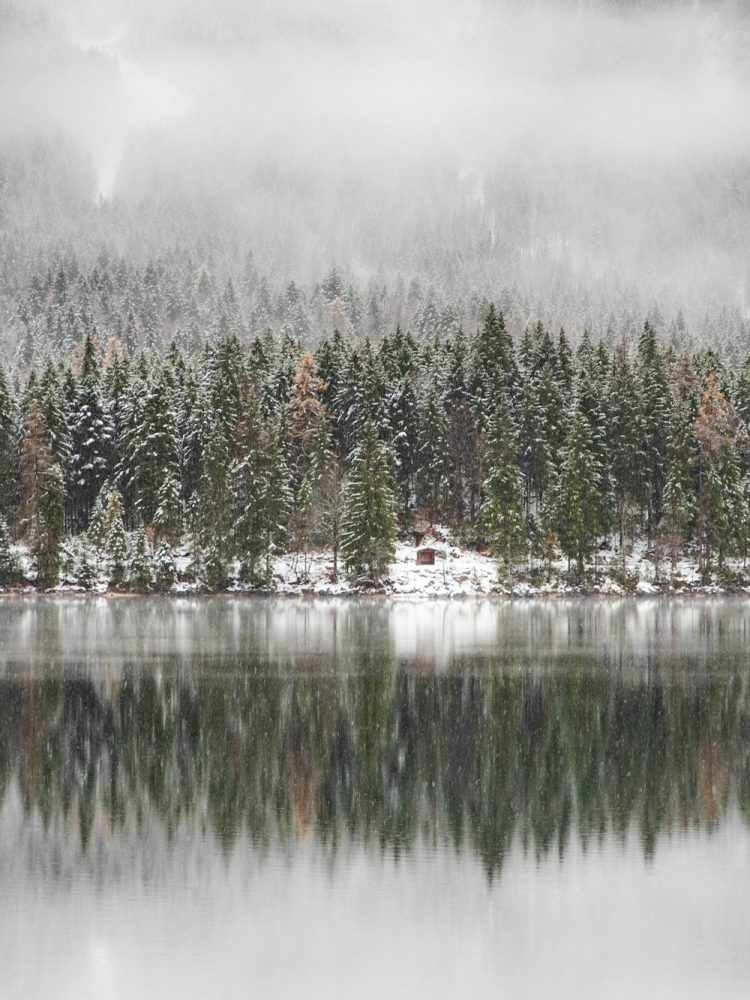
(551, 406, 606, 576)
(480, 394, 526, 577)
(341, 420, 398, 583)
(129, 529, 153, 593)
(103, 488, 128, 588)
(0, 516, 21, 586)
(5, 312, 750, 588)
(154, 542, 178, 592)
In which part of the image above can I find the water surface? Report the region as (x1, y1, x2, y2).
(1, 596, 749, 1000)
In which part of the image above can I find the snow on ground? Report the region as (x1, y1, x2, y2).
(272, 543, 501, 597)
(5, 537, 750, 598)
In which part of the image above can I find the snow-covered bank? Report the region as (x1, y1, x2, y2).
(4, 539, 750, 599)
(268, 542, 749, 598)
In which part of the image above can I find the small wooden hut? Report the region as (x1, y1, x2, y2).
(416, 546, 438, 566)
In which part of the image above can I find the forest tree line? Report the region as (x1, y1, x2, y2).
(2, 306, 750, 589)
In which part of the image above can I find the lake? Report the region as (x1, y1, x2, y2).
(1, 596, 749, 1000)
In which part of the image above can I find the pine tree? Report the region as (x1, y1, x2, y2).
(234, 410, 293, 584)
(471, 305, 518, 423)
(20, 400, 66, 589)
(552, 407, 605, 576)
(154, 542, 178, 592)
(103, 488, 128, 587)
(153, 471, 182, 544)
(341, 420, 398, 583)
(0, 363, 19, 525)
(480, 396, 526, 579)
(316, 450, 347, 580)
(636, 322, 671, 536)
(416, 382, 448, 524)
(0, 516, 20, 586)
(72, 537, 96, 590)
(660, 402, 696, 572)
(121, 368, 180, 528)
(87, 482, 110, 552)
(693, 374, 743, 582)
(286, 353, 329, 563)
(67, 336, 110, 530)
(195, 416, 235, 589)
(608, 346, 647, 548)
(129, 529, 153, 593)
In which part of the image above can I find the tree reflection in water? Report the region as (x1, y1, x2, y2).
(1, 596, 749, 879)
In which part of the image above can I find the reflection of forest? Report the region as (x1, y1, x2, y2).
(3, 657, 749, 874)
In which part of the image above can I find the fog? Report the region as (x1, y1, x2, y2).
(1, 0, 750, 340)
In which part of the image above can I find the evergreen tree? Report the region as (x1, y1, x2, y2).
(660, 402, 697, 572)
(552, 407, 605, 576)
(72, 537, 96, 590)
(129, 529, 153, 593)
(0, 516, 21, 586)
(608, 346, 647, 547)
(636, 322, 672, 536)
(416, 383, 449, 523)
(154, 542, 178, 592)
(20, 400, 65, 589)
(103, 488, 128, 588)
(0, 363, 19, 524)
(341, 420, 398, 583)
(693, 374, 743, 582)
(195, 417, 235, 589)
(480, 396, 526, 579)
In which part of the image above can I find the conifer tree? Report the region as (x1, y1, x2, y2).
(20, 400, 65, 589)
(636, 322, 671, 536)
(154, 542, 177, 592)
(153, 472, 182, 545)
(234, 410, 293, 584)
(693, 374, 743, 581)
(103, 488, 128, 588)
(0, 516, 20, 586)
(552, 407, 605, 576)
(121, 369, 180, 528)
(316, 450, 347, 580)
(129, 529, 153, 593)
(72, 538, 96, 590)
(196, 417, 235, 590)
(87, 482, 110, 552)
(480, 396, 526, 579)
(341, 420, 398, 583)
(0, 363, 19, 524)
(67, 335, 110, 530)
(416, 383, 449, 524)
(471, 305, 518, 423)
(660, 402, 697, 572)
(608, 346, 647, 547)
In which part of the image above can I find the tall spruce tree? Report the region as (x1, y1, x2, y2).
(552, 406, 605, 576)
(661, 402, 697, 571)
(20, 401, 65, 589)
(693, 374, 743, 581)
(0, 363, 19, 524)
(480, 395, 526, 579)
(341, 420, 398, 583)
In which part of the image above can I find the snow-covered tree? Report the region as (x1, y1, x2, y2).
(480, 395, 526, 579)
(341, 420, 398, 583)
(103, 488, 128, 587)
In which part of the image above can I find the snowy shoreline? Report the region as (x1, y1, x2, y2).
(4, 540, 750, 600)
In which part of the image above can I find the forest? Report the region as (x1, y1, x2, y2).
(3, 304, 750, 592)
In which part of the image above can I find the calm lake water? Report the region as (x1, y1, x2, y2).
(1, 596, 749, 1000)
